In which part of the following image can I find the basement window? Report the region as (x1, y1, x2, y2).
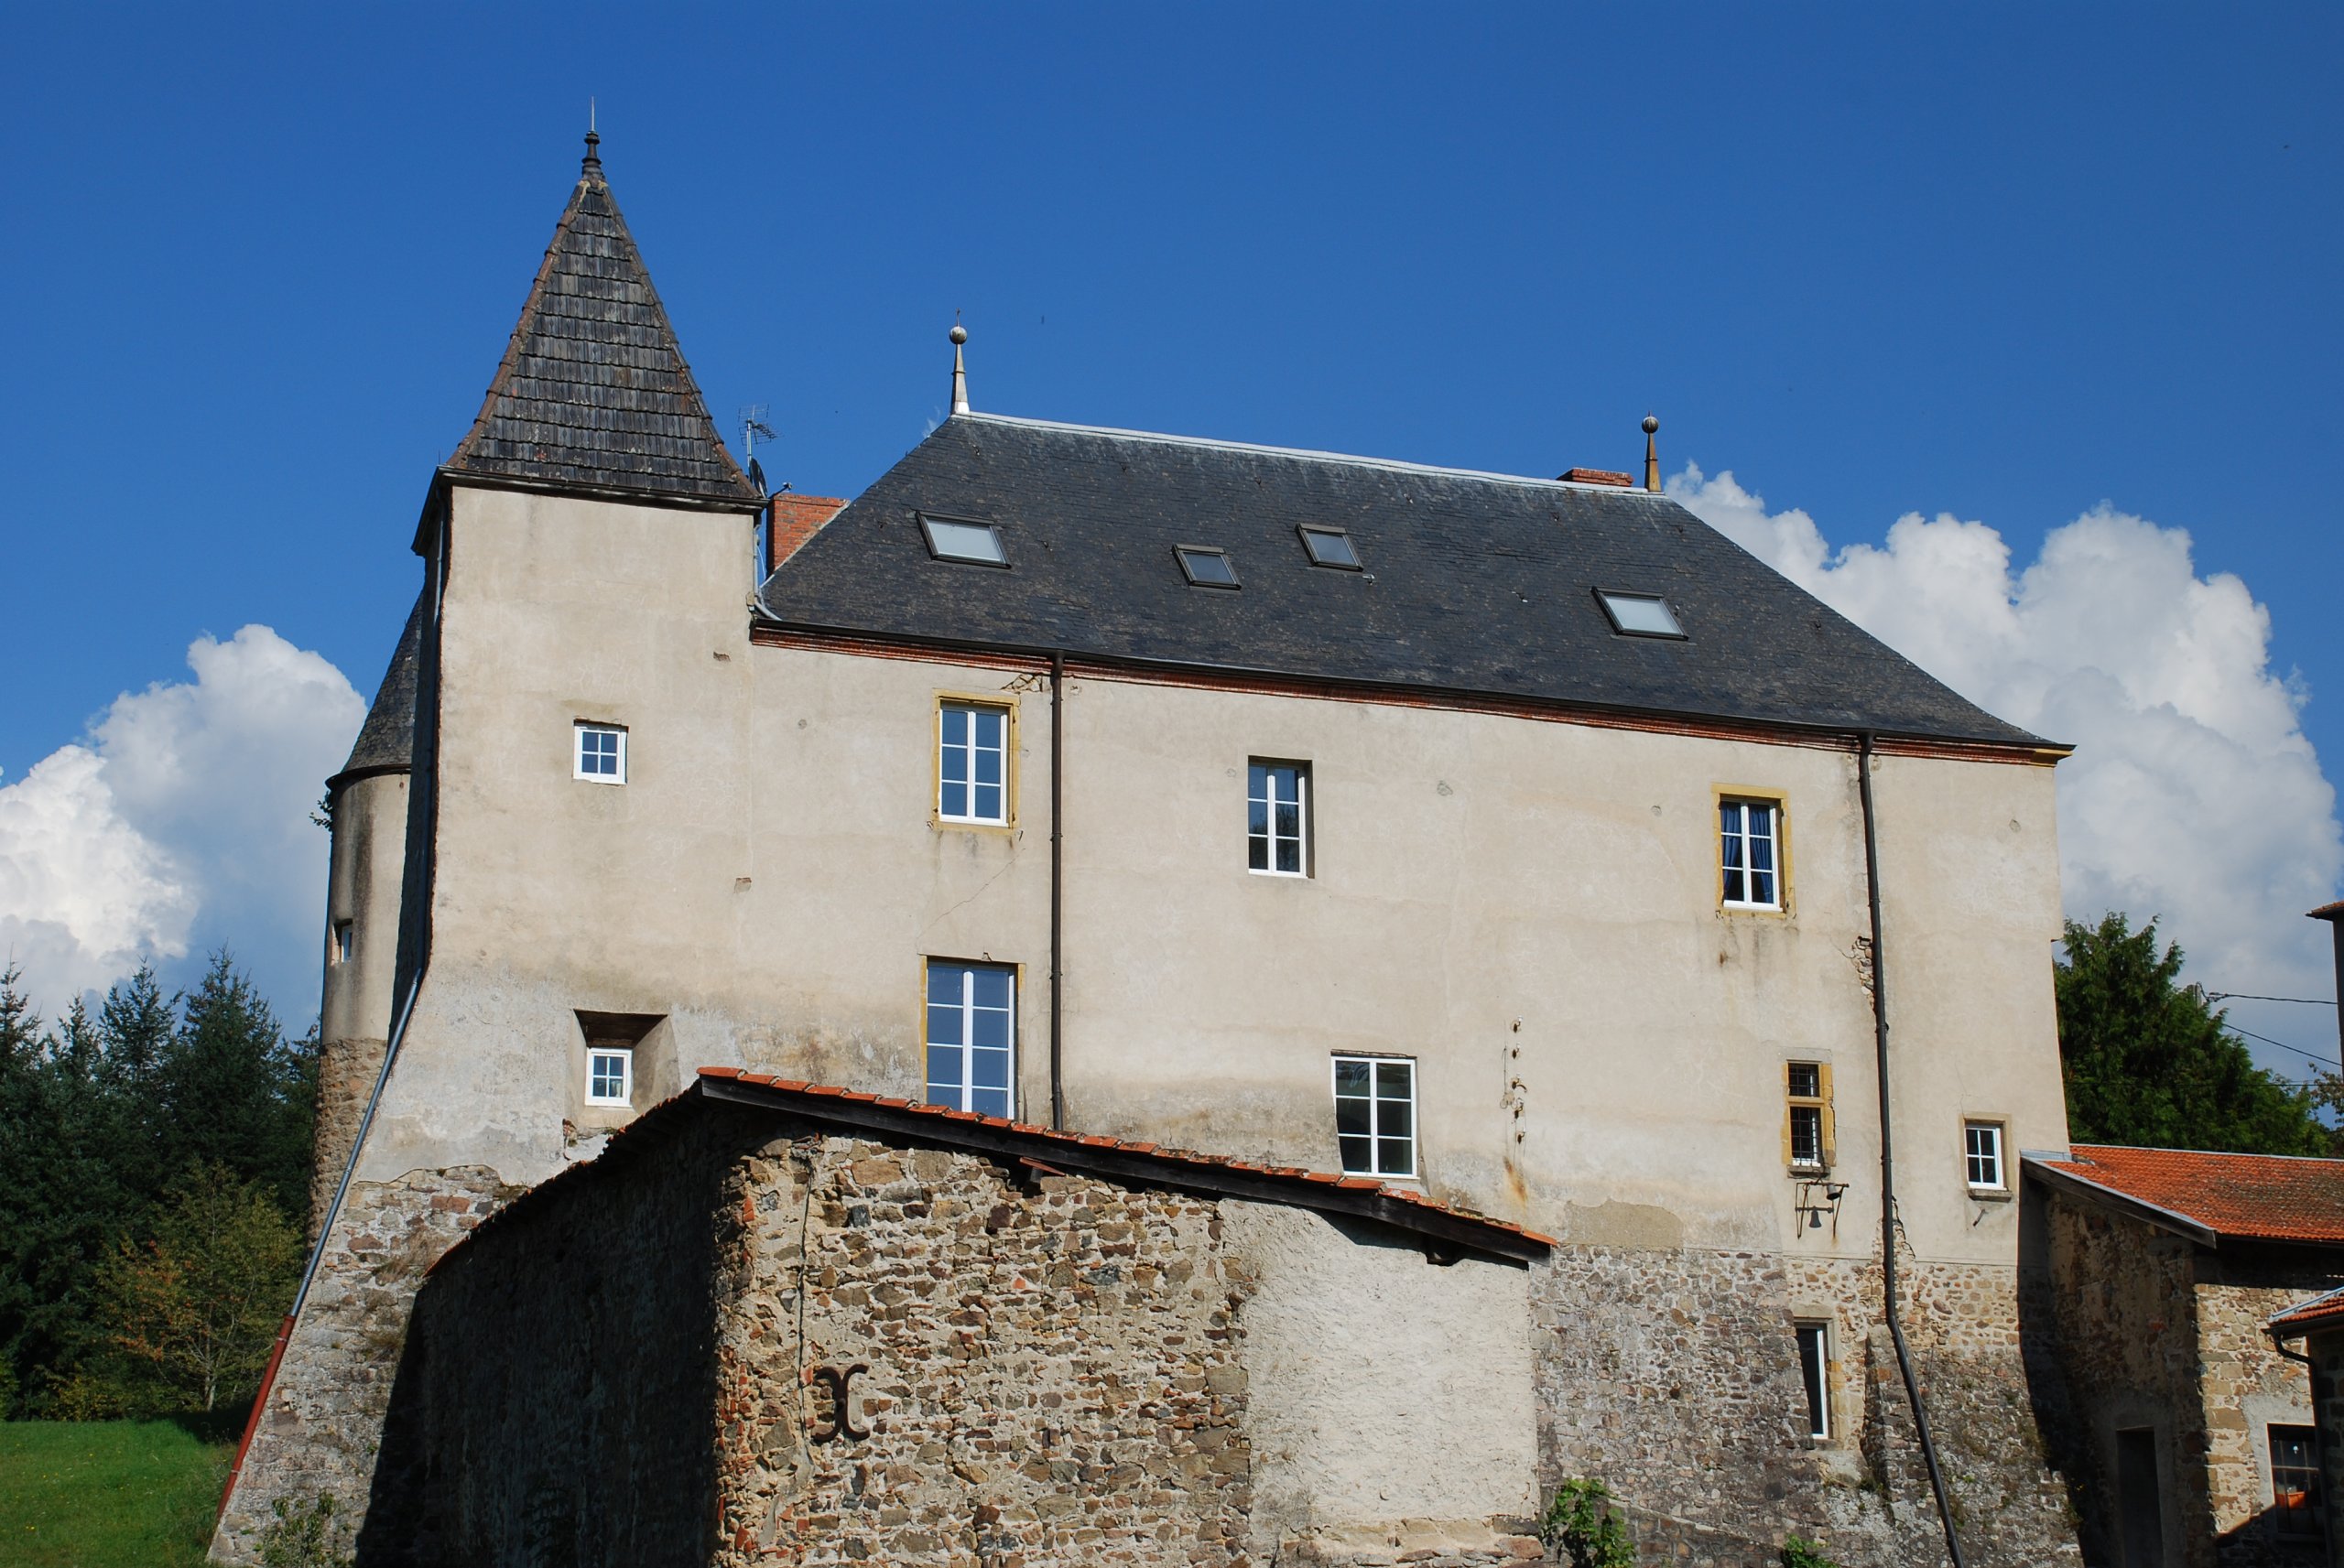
(1333, 1054, 1416, 1178)
(1795, 1322, 1831, 1440)
(1297, 525, 1362, 570)
(1176, 546, 1241, 589)
(1594, 589, 1686, 639)
(918, 513, 1008, 567)
(586, 1047, 633, 1106)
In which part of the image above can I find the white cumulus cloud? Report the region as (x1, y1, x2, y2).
(1671, 465, 2344, 1073)
(0, 626, 364, 1023)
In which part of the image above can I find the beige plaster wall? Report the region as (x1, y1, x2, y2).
(365, 481, 2068, 1279)
(312, 770, 407, 1223)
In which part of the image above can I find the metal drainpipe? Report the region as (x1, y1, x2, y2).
(1049, 650, 1065, 1130)
(1859, 730, 1967, 1567)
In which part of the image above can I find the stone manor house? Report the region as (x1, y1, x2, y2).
(208, 135, 2244, 1565)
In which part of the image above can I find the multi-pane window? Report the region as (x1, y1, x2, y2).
(1720, 798, 1780, 908)
(1965, 1120, 2006, 1192)
(939, 703, 1008, 825)
(575, 723, 626, 784)
(586, 1047, 632, 1106)
(1786, 1061, 1831, 1171)
(1795, 1321, 1830, 1440)
(1333, 1055, 1416, 1178)
(1249, 762, 1308, 875)
(926, 961, 1015, 1118)
(2272, 1425, 2323, 1538)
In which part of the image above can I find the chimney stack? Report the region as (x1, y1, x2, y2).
(2311, 903, 2344, 1061)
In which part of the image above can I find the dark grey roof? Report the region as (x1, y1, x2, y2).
(332, 592, 423, 784)
(758, 414, 2047, 749)
(446, 143, 760, 507)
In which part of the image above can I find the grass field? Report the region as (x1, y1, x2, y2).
(0, 1421, 232, 1566)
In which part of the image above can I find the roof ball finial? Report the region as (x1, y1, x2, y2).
(1642, 414, 1659, 435)
(950, 323, 968, 346)
(950, 318, 971, 416)
(1642, 413, 1661, 492)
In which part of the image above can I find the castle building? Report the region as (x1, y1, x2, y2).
(219, 137, 2091, 1565)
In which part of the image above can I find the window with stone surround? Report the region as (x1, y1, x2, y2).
(1964, 1119, 2007, 1193)
(1785, 1061, 1833, 1172)
(927, 960, 1015, 1119)
(1794, 1320, 1830, 1440)
(1720, 796, 1783, 909)
(2271, 1424, 2323, 1538)
(938, 702, 1010, 826)
(1333, 1054, 1415, 1178)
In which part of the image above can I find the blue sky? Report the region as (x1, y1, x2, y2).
(2, 6, 2339, 1062)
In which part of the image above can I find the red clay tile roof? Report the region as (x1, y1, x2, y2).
(695, 1067, 1556, 1258)
(2029, 1143, 2344, 1245)
(2272, 1285, 2344, 1338)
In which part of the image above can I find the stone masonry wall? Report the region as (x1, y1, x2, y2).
(2194, 1247, 2344, 1568)
(307, 1033, 389, 1238)
(2305, 1327, 2344, 1568)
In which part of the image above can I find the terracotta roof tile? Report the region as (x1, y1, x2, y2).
(2273, 1285, 2344, 1338)
(2032, 1143, 2344, 1244)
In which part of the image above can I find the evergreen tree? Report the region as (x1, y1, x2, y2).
(96, 964, 176, 1198)
(157, 953, 314, 1226)
(2056, 912, 2334, 1155)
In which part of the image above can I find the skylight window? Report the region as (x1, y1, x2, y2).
(918, 513, 1008, 567)
(1297, 525, 1362, 570)
(1594, 589, 1687, 639)
(1176, 546, 1241, 589)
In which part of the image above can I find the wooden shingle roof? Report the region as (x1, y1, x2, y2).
(446, 137, 760, 508)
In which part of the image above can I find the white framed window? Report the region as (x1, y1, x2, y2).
(938, 702, 1009, 825)
(1964, 1120, 2006, 1192)
(1332, 1054, 1416, 1178)
(331, 921, 353, 966)
(926, 960, 1015, 1119)
(586, 1047, 633, 1106)
(1248, 762, 1309, 875)
(1786, 1061, 1832, 1172)
(1720, 797, 1781, 908)
(1794, 1321, 1830, 1440)
(575, 722, 627, 784)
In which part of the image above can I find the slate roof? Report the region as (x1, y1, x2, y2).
(2026, 1144, 2344, 1246)
(446, 140, 760, 508)
(758, 414, 2048, 748)
(330, 591, 423, 785)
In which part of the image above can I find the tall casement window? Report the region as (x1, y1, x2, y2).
(1964, 1120, 2007, 1193)
(575, 722, 627, 784)
(938, 702, 1009, 825)
(926, 960, 1015, 1118)
(2271, 1425, 2323, 1538)
(1794, 1321, 1831, 1440)
(1332, 1055, 1416, 1178)
(1720, 797, 1781, 909)
(1785, 1061, 1833, 1172)
(1249, 762, 1309, 875)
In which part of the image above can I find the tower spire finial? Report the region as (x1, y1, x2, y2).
(949, 315, 971, 416)
(1642, 414, 1660, 492)
(583, 98, 601, 169)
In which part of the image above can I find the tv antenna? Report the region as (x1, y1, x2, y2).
(741, 405, 777, 493)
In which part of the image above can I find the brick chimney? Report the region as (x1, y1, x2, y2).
(767, 493, 849, 575)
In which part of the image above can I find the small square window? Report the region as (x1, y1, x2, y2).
(926, 960, 1015, 1119)
(2272, 1424, 2324, 1538)
(1786, 1061, 1831, 1172)
(918, 513, 1008, 567)
(575, 723, 627, 784)
(1332, 1054, 1416, 1178)
(1964, 1120, 2006, 1192)
(1176, 546, 1241, 589)
(1595, 589, 1687, 639)
(1248, 761, 1309, 876)
(1720, 797, 1782, 909)
(1795, 1322, 1831, 1439)
(1297, 525, 1362, 570)
(331, 921, 353, 966)
(939, 702, 1010, 825)
(586, 1047, 633, 1106)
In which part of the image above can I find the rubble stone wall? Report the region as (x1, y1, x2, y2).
(2193, 1247, 2343, 1568)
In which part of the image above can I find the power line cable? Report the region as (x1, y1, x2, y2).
(2208, 991, 2339, 1008)
(2220, 1022, 2341, 1070)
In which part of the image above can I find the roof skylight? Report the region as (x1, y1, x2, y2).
(1176, 546, 1241, 589)
(1297, 525, 1362, 570)
(1594, 589, 1686, 639)
(918, 513, 1008, 567)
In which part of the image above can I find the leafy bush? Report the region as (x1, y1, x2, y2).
(1538, 1477, 1634, 1568)
(1780, 1537, 1841, 1568)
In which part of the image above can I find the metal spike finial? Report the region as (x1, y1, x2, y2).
(1642, 414, 1660, 492)
(950, 316, 971, 416)
(583, 98, 602, 168)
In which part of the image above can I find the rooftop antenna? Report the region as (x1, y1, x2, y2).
(741, 405, 776, 493)
(950, 314, 971, 416)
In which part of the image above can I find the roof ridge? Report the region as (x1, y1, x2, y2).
(2067, 1142, 2344, 1167)
(954, 411, 1666, 496)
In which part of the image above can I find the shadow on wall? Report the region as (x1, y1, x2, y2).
(357, 1135, 729, 1568)
(2016, 1179, 2100, 1562)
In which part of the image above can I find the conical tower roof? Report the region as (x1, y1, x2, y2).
(330, 590, 425, 787)
(447, 136, 762, 507)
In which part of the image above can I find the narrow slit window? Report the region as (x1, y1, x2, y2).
(1964, 1120, 2006, 1192)
(1786, 1061, 1831, 1171)
(939, 702, 1009, 825)
(1720, 798, 1781, 908)
(1795, 1322, 1830, 1440)
(1176, 546, 1241, 589)
(1594, 589, 1686, 638)
(1297, 525, 1362, 569)
(1248, 762, 1308, 876)
(586, 1047, 633, 1106)
(926, 960, 1015, 1119)
(575, 722, 627, 784)
(331, 921, 353, 966)
(918, 513, 1008, 566)
(1332, 1054, 1416, 1178)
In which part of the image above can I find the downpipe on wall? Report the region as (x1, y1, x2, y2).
(1859, 730, 1967, 1568)
(1049, 650, 1065, 1130)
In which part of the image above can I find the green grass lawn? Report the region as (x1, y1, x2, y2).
(0, 1421, 232, 1566)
